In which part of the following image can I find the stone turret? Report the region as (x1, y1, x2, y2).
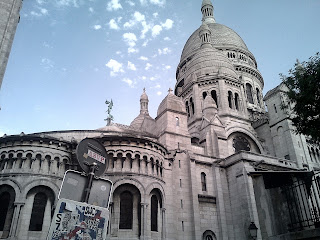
(201, 0, 215, 24)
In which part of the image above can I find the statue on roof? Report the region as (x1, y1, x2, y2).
(105, 99, 114, 125)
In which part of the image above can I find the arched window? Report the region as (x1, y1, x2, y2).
(190, 97, 195, 115)
(202, 92, 207, 99)
(228, 91, 233, 109)
(185, 101, 190, 117)
(234, 93, 239, 110)
(246, 83, 254, 104)
(233, 136, 251, 152)
(201, 172, 207, 191)
(119, 191, 133, 229)
(29, 192, 47, 231)
(176, 117, 180, 126)
(211, 90, 218, 107)
(151, 195, 158, 231)
(256, 88, 261, 106)
(0, 192, 10, 231)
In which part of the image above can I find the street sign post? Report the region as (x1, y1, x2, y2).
(59, 170, 112, 209)
(47, 199, 109, 240)
(47, 138, 113, 240)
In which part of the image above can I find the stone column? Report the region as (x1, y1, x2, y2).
(140, 159, 146, 174)
(161, 208, 166, 240)
(9, 202, 24, 237)
(140, 203, 148, 240)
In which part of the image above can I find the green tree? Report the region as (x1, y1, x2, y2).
(281, 52, 320, 144)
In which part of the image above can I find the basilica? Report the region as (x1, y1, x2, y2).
(1, 0, 320, 239)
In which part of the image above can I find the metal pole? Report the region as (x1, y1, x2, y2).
(82, 163, 97, 203)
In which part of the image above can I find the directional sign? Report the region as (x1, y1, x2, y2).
(59, 170, 112, 208)
(76, 138, 108, 176)
(47, 199, 109, 240)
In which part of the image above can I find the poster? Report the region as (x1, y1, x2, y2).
(47, 199, 109, 240)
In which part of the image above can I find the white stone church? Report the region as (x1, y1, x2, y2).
(1, 0, 320, 239)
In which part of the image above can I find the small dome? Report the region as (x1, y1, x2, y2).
(157, 89, 186, 116)
(181, 23, 248, 62)
(201, 0, 212, 8)
(140, 88, 148, 101)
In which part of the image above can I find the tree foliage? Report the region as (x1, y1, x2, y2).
(281, 52, 320, 144)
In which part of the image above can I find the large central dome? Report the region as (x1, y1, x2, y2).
(180, 23, 248, 62)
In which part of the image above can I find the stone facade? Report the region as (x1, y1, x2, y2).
(1, 1, 320, 240)
(0, 0, 22, 94)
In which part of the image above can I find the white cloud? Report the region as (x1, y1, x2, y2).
(93, 25, 102, 30)
(154, 84, 161, 88)
(141, 76, 147, 80)
(161, 19, 173, 30)
(89, 7, 94, 13)
(164, 37, 170, 41)
(109, 19, 120, 30)
(127, 0, 135, 6)
(150, 76, 156, 81)
(150, 0, 166, 6)
(139, 56, 148, 61)
(142, 40, 149, 47)
(157, 91, 162, 96)
(30, 7, 48, 17)
(165, 65, 171, 69)
(134, 11, 145, 22)
(158, 47, 171, 55)
(41, 58, 54, 69)
(36, 0, 45, 4)
(140, 0, 147, 5)
(106, 59, 124, 76)
(122, 78, 135, 87)
(145, 63, 152, 70)
(141, 21, 151, 39)
(127, 61, 137, 71)
(107, 0, 122, 11)
(152, 25, 162, 37)
(116, 51, 122, 55)
(123, 32, 137, 47)
(153, 12, 158, 18)
(128, 47, 139, 54)
(56, 0, 80, 8)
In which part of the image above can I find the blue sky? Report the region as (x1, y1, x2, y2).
(1, 0, 320, 136)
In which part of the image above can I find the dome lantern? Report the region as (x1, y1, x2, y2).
(140, 88, 149, 114)
(199, 23, 212, 48)
(201, 0, 215, 24)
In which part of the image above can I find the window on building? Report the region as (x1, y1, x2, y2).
(274, 104, 277, 113)
(211, 90, 218, 107)
(228, 91, 233, 109)
(233, 136, 251, 152)
(176, 117, 180, 126)
(201, 172, 207, 191)
(151, 195, 158, 231)
(0, 192, 10, 231)
(234, 93, 239, 110)
(202, 92, 207, 99)
(29, 192, 47, 231)
(246, 83, 254, 104)
(119, 191, 133, 229)
(190, 97, 195, 115)
(256, 88, 261, 106)
(186, 101, 190, 117)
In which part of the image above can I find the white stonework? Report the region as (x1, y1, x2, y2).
(1, 1, 320, 240)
